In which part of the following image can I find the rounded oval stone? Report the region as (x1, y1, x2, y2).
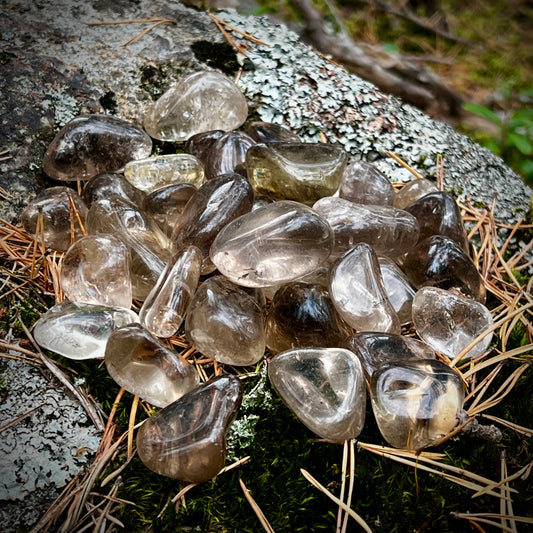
(245, 121, 300, 143)
(370, 359, 465, 450)
(394, 178, 438, 210)
(210, 200, 334, 287)
(329, 243, 401, 334)
(82, 173, 145, 208)
(412, 286, 493, 360)
(33, 301, 139, 360)
(60, 234, 132, 308)
(105, 323, 200, 408)
(185, 276, 265, 366)
(137, 374, 242, 482)
(143, 70, 248, 141)
(268, 347, 366, 442)
(185, 129, 225, 165)
(204, 131, 255, 179)
(339, 160, 395, 206)
(43, 114, 152, 181)
(313, 196, 420, 259)
(20, 186, 88, 251)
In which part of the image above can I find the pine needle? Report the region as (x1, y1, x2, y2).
(239, 478, 276, 533)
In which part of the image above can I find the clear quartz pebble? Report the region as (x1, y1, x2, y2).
(140, 246, 202, 338)
(402, 235, 486, 303)
(245, 121, 300, 143)
(268, 347, 366, 442)
(20, 186, 88, 251)
(394, 178, 438, 210)
(246, 142, 347, 204)
(313, 196, 420, 259)
(60, 234, 132, 308)
(330, 243, 400, 334)
(204, 131, 255, 179)
(123, 154, 205, 192)
(339, 160, 395, 206)
(370, 359, 465, 450)
(378, 256, 416, 325)
(344, 332, 435, 383)
(185, 276, 265, 366)
(82, 173, 145, 208)
(412, 287, 493, 360)
(105, 323, 200, 408)
(143, 70, 248, 141)
(142, 183, 197, 237)
(210, 200, 334, 287)
(171, 174, 254, 274)
(33, 301, 139, 360)
(265, 282, 352, 354)
(43, 114, 152, 181)
(137, 374, 242, 482)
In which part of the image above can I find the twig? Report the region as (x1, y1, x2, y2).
(239, 479, 276, 533)
(0, 402, 45, 434)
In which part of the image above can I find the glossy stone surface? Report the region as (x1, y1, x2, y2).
(246, 142, 347, 204)
(137, 375, 242, 482)
(82, 173, 145, 208)
(412, 287, 493, 360)
(143, 70, 248, 141)
(378, 256, 416, 325)
(204, 131, 255, 179)
(123, 154, 205, 192)
(266, 282, 352, 354)
(184, 129, 225, 165)
(344, 332, 435, 382)
(43, 115, 152, 181)
(60, 234, 132, 308)
(330, 243, 400, 333)
(20, 186, 88, 251)
(394, 178, 438, 209)
(268, 347, 366, 442)
(313, 197, 419, 259)
(105, 323, 200, 407)
(405, 191, 469, 252)
(142, 183, 196, 237)
(140, 246, 202, 338)
(370, 360, 465, 450)
(402, 235, 486, 303)
(210, 200, 334, 287)
(339, 161, 394, 206)
(172, 174, 254, 274)
(185, 276, 265, 366)
(33, 302, 139, 360)
(245, 121, 300, 143)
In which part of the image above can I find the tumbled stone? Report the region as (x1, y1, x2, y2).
(43, 115, 152, 181)
(185, 276, 265, 366)
(142, 183, 197, 237)
(268, 347, 366, 442)
(33, 302, 139, 360)
(210, 200, 334, 287)
(261, 266, 330, 301)
(105, 323, 200, 408)
(405, 191, 469, 252)
(60, 234, 132, 308)
(313, 197, 420, 259)
(246, 142, 347, 204)
(143, 70, 248, 141)
(137, 375, 242, 482)
(204, 131, 255, 179)
(394, 178, 438, 210)
(330, 243, 400, 334)
(245, 121, 300, 143)
(412, 287, 493, 360)
(339, 161, 395, 206)
(140, 246, 202, 338)
(172, 174, 254, 274)
(185, 129, 225, 165)
(378, 256, 416, 325)
(370, 360, 465, 450)
(344, 332, 435, 383)
(265, 282, 352, 354)
(252, 195, 275, 211)
(402, 235, 486, 302)
(20, 186, 88, 251)
(123, 154, 205, 192)
(82, 173, 145, 208)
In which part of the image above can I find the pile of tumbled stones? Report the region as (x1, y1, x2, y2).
(24, 70, 493, 484)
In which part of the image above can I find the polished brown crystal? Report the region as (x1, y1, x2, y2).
(245, 121, 300, 143)
(339, 161, 395, 206)
(394, 178, 438, 209)
(204, 131, 255, 179)
(137, 375, 242, 482)
(185, 130, 225, 165)
(82, 173, 145, 208)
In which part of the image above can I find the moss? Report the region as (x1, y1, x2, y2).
(190, 41, 240, 76)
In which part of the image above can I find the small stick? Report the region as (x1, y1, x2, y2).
(209, 13, 249, 57)
(385, 150, 423, 179)
(0, 402, 45, 434)
(208, 13, 269, 45)
(127, 395, 139, 459)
